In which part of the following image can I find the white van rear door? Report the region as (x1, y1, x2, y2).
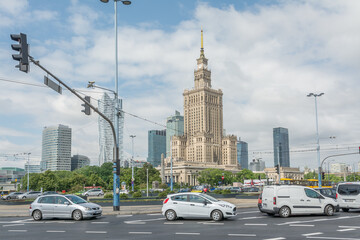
(262, 187, 274, 210)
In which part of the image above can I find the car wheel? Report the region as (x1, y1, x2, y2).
(72, 210, 83, 221)
(165, 210, 177, 221)
(6, 197, 10, 200)
(22, 196, 26, 199)
(32, 210, 42, 221)
(342, 208, 349, 212)
(279, 206, 291, 218)
(324, 205, 334, 216)
(85, 194, 88, 197)
(211, 210, 223, 221)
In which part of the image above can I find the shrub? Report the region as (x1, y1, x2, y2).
(213, 189, 222, 194)
(120, 193, 128, 199)
(169, 191, 175, 194)
(104, 193, 113, 199)
(129, 191, 134, 195)
(221, 189, 231, 194)
(158, 191, 167, 198)
(132, 191, 142, 198)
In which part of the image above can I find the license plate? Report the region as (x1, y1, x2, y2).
(345, 199, 354, 202)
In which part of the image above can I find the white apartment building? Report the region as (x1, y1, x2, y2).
(41, 124, 72, 171)
(330, 163, 348, 173)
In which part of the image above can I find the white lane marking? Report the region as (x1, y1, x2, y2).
(202, 222, 224, 225)
(124, 217, 164, 224)
(147, 213, 162, 216)
(85, 231, 107, 234)
(175, 232, 200, 235)
(306, 237, 360, 240)
(302, 232, 323, 236)
(245, 223, 267, 226)
(241, 217, 266, 220)
(3, 224, 25, 227)
(337, 229, 356, 232)
(91, 222, 109, 224)
(228, 233, 257, 237)
(124, 221, 146, 224)
(47, 230, 66, 233)
(164, 222, 184, 224)
(263, 238, 286, 240)
(289, 224, 314, 227)
(278, 215, 360, 226)
(8, 230, 27, 232)
(339, 226, 360, 229)
(129, 232, 152, 234)
(116, 215, 133, 218)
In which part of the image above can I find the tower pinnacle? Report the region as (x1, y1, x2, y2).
(200, 28, 205, 57)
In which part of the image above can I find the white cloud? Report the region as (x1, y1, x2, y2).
(1, 0, 360, 170)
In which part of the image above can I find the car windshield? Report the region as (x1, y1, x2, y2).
(65, 195, 88, 204)
(200, 193, 219, 202)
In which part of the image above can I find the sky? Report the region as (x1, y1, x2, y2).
(0, 0, 360, 171)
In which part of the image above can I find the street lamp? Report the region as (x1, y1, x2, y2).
(25, 153, 31, 192)
(130, 135, 136, 192)
(307, 92, 324, 188)
(99, 0, 131, 211)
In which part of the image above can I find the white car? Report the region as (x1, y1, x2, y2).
(336, 182, 360, 212)
(82, 189, 104, 197)
(17, 191, 42, 199)
(260, 185, 339, 217)
(162, 192, 236, 221)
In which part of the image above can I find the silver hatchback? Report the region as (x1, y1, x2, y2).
(29, 194, 102, 221)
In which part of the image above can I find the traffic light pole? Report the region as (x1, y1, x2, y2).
(28, 56, 121, 211)
(320, 152, 359, 178)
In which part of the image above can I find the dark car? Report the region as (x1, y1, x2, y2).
(314, 188, 336, 199)
(41, 191, 59, 195)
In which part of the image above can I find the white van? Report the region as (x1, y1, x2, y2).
(261, 185, 339, 217)
(336, 182, 360, 212)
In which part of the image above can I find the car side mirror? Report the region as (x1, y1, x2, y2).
(64, 201, 70, 205)
(203, 200, 207, 205)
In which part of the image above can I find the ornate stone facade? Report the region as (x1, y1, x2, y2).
(161, 30, 239, 185)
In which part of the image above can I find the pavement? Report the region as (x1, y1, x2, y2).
(0, 198, 257, 217)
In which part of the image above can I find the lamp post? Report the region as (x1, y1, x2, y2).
(25, 153, 31, 192)
(146, 168, 149, 197)
(307, 92, 324, 188)
(99, 0, 131, 211)
(130, 135, 136, 191)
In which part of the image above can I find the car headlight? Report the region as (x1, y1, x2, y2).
(85, 207, 92, 211)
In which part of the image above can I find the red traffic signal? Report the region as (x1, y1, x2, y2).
(221, 176, 224, 180)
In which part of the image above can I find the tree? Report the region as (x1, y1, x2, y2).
(197, 169, 235, 186)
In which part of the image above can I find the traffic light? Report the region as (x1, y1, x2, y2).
(358, 146, 360, 154)
(10, 33, 29, 73)
(81, 96, 91, 115)
(322, 172, 325, 180)
(275, 164, 280, 174)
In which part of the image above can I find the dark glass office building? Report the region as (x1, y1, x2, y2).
(147, 130, 166, 167)
(237, 141, 248, 169)
(273, 127, 290, 167)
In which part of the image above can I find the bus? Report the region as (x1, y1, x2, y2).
(279, 178, 333, 188)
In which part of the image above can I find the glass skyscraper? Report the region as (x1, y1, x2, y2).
(98, 93, 124, 166)
(273, 127, 290, 167)
(147, 130, 166, 167)
(166, 110, 184, 157)
(237, 140, 248, 169)
(41, 124, 72, 171)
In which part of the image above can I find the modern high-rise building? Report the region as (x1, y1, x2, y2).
(147, 130, 166, 167)
(166, 110, 184, 157)
(237, 140, 248, 169)
(161, 30, 239, 185)
(273, 127, 290, 167)
(98, 93, 124, 166)
(24, 164, 41, 174)
(71, 154, 90, 171)
(41, 124, 72, 171)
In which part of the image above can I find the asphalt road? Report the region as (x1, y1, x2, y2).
(1, 208, 360, 240)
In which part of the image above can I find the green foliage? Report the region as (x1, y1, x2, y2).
(120, 193, 128, 199)
(235, 169, 256, 183)
(213, 189, 222, 194)
(221, 189, 231, 194)
(304, 171, 318, 180)
(104, 193, 113, 199)
(132, 192, 142, 198)
(197, 168, 235, 186)
(158, 191, 167, 198)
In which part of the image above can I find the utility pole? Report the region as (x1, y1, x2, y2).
(147, 168, 149, 197)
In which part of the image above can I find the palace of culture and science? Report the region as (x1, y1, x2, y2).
(161, 30, 240, 185)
